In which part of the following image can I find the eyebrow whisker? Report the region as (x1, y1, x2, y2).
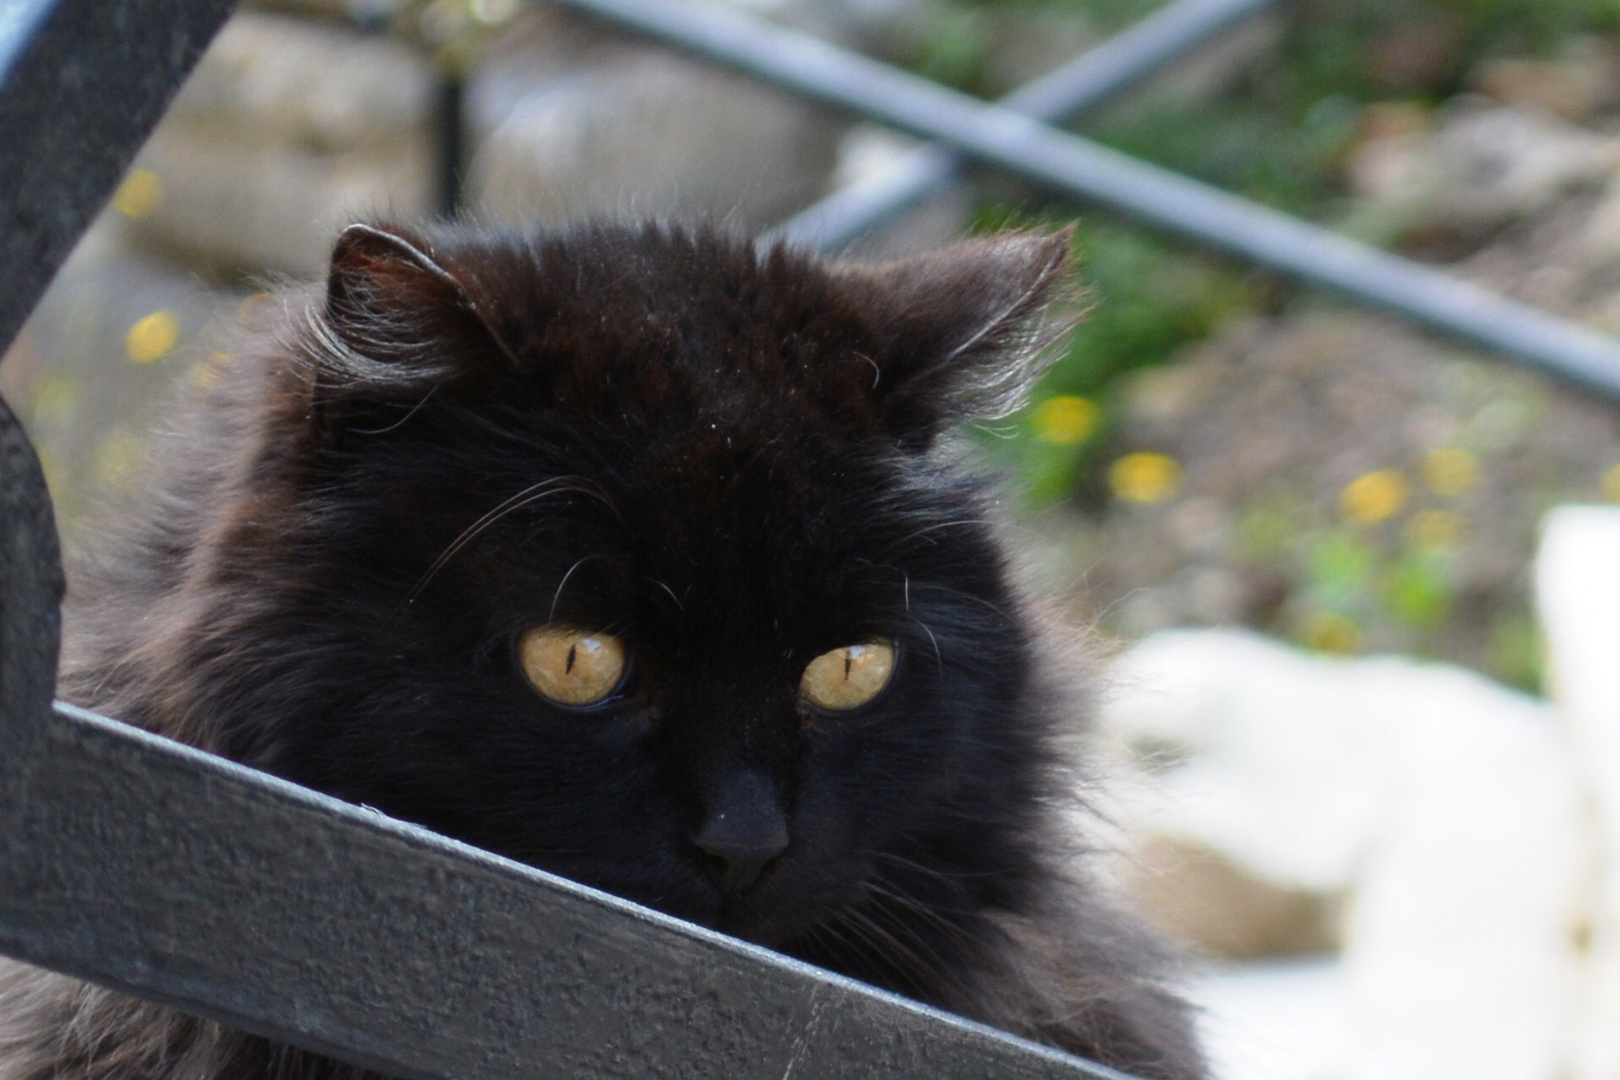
(550, 554, 610, 624)
(401, 476, 609, 611)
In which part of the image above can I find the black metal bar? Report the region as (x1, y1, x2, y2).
(437, 72, 466, 218)
(767, 0, 1285, 251)
(0, 397, 63, 785)
(557, 0, 1620, 399)
(0, 697, 1121, 1080)
(0, 0, 238, 354)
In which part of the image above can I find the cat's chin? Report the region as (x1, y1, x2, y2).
(595, 867, 844, 950)
(712, 906, 815, 952)
(706, 878, 864, 951)
(626, 884, 792, 944)
(543, 845, 868, 949)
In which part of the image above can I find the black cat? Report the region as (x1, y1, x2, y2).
(0, 222, 1205, 1080)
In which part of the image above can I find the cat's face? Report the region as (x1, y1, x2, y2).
(219, 224, 1070, 949)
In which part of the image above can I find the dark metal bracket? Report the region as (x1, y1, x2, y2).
(0, 0, 239, 353)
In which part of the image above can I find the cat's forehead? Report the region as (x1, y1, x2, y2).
(443, 401, 924, 652)
(505, 233, 889, 434)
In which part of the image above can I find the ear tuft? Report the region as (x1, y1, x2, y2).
(320, 222, 517, 399)
(835, 228, 1077, 449)
(328, 224, 464, 321)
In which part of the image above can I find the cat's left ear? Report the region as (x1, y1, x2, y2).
(837, 229, 1075, 449)
(321, 223, 518, 397)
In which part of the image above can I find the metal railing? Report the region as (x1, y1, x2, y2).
(563, 0, 1620, 398)
(4, 0, 1620, 1077)
(765, 0, 1282, 251)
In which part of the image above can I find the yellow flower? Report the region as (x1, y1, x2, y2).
(1340, 470, 1408, 526)
(1422, 447, 1479, 497)
(1110, 452, 1182, 504)
(1299, 611, 1362, 654)
(1404, 509, 1467, 551)
(126, 310, 180, 364)
(112, 169, 164, 220)
(1031, 395, 1100, 446)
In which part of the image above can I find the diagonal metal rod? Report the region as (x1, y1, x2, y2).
(767, 0, 1284, 252)
(0, 697, 1128, 1080)
(0, 0, 237, 354)
(556, 0, 1620, 399)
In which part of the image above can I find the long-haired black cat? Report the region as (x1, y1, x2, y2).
(0, 222, 1205, 1080)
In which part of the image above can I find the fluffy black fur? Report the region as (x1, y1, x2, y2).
(0, 223, 1205, 1080)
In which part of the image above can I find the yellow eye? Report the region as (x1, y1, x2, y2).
(800, 640, 895, 712)
(518, 627, 627, 707)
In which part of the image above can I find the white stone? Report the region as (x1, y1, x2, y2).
(1102, 629, 1588, 1080)
(1101, 630, 1386, 894)
(1537, 506, 1620, 1080)
(1189, 957, 1353, 1080)
(1339, 658, 1586, 1080)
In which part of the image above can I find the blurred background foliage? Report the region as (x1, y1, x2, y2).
(903, 0, 1620, 690)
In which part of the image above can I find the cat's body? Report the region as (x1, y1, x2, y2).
(0, 223, 1204, 1080)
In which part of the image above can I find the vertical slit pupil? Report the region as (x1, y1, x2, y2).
(566, 644, 577, 674)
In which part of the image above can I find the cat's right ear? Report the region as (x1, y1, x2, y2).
(320, 223, 518, 398)
(828, 229, 1076, 452)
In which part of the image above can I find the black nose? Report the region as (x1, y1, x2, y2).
(692, 770, 789, 893)
(693, 823, 788, 893)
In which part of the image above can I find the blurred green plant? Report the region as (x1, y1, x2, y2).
(1304, 529, 1377, 610)
(912, 8, 995, 89)
(1280, 0, 1620, 105)
(1087, 97, 1357, 215)
(1237, 495, 1306, 559)
(1487, 610, 1543, 692)
(977, 0, 1164, 21)
(1382, 550, 1454, 629)
(909, 0, 1162, 91)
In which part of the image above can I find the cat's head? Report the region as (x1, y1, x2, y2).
(193, 222, 1074, 953)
